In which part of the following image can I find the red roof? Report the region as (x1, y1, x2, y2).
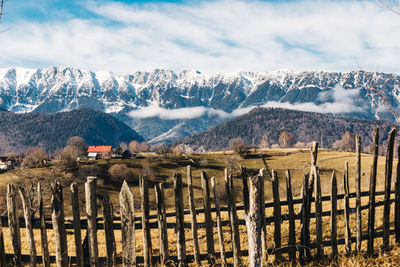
(87, 146, 112, 153)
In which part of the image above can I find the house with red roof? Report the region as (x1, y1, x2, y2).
(87, 146, 113, 159)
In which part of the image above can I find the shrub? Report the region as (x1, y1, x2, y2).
(108, 164, 135, 184)
(22, 147, 48, 168)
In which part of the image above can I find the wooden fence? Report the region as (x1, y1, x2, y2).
(1, 127, 400, 266)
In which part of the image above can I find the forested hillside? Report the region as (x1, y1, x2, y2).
(0, 109, 143, 153)
(178, 108, 394, 151)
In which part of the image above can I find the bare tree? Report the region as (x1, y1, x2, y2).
(0, 0, 4, 24)
(278, 131, 294, 148)
(67, 136, 87, 157)
(22, 147, 48, 168)
(377, 0, 400, 15)
(260, 134, 270, 148)
(229, 137, 250, 156)
(108, 164, 134, 184)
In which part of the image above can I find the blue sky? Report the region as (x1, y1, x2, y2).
(0, 0, 399, 74)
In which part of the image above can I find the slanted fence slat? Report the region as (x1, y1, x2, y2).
(368, 127, 379, 255)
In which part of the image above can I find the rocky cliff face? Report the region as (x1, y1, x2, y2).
(0, 67, 399, 142)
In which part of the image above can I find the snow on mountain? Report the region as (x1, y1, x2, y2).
(0, 66, 399, 143)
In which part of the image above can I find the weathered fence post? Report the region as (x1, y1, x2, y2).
(51, 182, 68, 267)
(201, 171, 215, 264)
(38, 183, 50, 267)
(174, 173, 186, 266)
(0, 216, 5, 267)
(70, 183, 84, 267)
(355, 134, 362, 253)
(331, 171, 338, 258)
(311, 141, 318, 166)
(0, 200, 5, 266)
(259, 168, 267, 263)
(313, 166, 323, 260)
(187, 166, 200, 265)
(155, 183, 169, 265)
(19, 187, 37, 267)
(102, 193, 117, 267)
(395, 145, 400, 244)
(120, 180, 136, 266)
(7, 184, 21, 267)
(86, 177, 99, 267)
(286, 170, 296, 264)
(271, 170, 281, 259)
(344, 162, 352, 254)
(241, 166, 250, 214)
(140, 175, 152, 267)
(300, 174, 310, 263)
(244, 171, 263, 267)
(368, 127, 379, 255)
(211, 176, 227, 266)
(225, 168, 241, 267)
(383, 128, 396, 251)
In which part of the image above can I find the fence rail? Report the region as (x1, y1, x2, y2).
(1, 127, 400, 266)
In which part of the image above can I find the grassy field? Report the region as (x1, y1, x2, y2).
(0, 148, 399, 266)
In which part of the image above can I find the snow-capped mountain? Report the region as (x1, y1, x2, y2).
(0, 67, 399, 143)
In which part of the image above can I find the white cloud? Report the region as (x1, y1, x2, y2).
(0, 0, 399, 74)
(128, 104, 254, 120)
(129, 85, 361, 120)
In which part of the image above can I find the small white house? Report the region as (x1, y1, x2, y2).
(88, 152, 98, 160)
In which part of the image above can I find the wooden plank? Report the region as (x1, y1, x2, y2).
(344, 161, 352, 254)
(286, 170, 296, 263)
(383, 128, 396, 251)
(355, 134, 362, 253)
(241, 166, 250, 214)
(38, 183, 50, 267)
(102, 193, 117, 267)
(271, 170, 282, 259)
(120, 180, 136, 266)
(331, 171, 338, 258)
(85, 177, 99, 267)
(225, 168, 241, 267)
(187, 166, 200, 265)
(7, 184, 21, 267)
(299, 173, 311, 263)
(70, 183, 84, 267)
(244, 171, 263, 267)
(259, 169, 267, 263)
(396, 144, 400, 244)
(174, 173, 186, 266)
(155, 183, 169, 265)
(19, 187, 37, 267)
(201, 171, 215, 264)
(368, 127, 379, 255)
(51, 182, 68, 267)
(140, 175, 152, 267)
(313, 166, 324, 259)
(311, 141, 318, 166)
(0, 217, 5, 267)
(211, 176, 227, 266)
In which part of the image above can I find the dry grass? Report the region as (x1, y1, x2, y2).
(0, 148, 399, 266)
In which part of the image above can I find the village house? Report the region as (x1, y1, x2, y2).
(0, 156, 18, 171)
(87, 146, 113, 159)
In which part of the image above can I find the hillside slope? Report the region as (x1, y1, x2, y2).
(0, 109, 143, 153)
(178, 108, 394, 151)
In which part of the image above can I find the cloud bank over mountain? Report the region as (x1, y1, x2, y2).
(129, 85, 362, 120)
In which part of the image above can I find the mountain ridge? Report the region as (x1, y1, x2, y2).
(0, 67, 399, 142)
